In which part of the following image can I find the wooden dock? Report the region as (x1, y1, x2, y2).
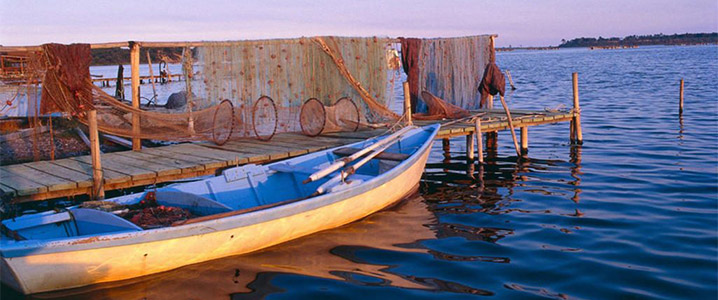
(0, 109, 576, 203)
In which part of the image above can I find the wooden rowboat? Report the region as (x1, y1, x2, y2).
(1, 124, 439, 294)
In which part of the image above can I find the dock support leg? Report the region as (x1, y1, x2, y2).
(130, 41, 142, 151)
(486, 132, 498, 154)
(521, 126, 528, 155)
(571, 72, 583, 145)
(442, 138, 451, 169)
(442, 138, 450, 158)
(88, 110, 105, 200)
(475, 118, 483, 164)
(466, 134, 475, 162)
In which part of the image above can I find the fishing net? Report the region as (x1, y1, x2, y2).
(299, 97, 361, 136)
(19, 37, 400, 145)
(414, 91, 470, 120)
(411, 35, 493, 111)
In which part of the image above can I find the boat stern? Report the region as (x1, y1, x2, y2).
(1, 256, 27, 295)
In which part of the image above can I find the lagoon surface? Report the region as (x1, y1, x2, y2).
(14, 45, 718, 299)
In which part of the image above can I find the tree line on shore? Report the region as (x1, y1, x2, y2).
(558, 33, 717, 48)
(91, 47, 185, 66)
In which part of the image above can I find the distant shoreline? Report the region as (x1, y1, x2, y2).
(498, 32, 717, 52)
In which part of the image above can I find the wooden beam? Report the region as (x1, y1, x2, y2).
(520, 126, 528, 155)
(130, 42, 141, 151)
(679, 79, 684, 114)
(88, 110, 105, 199)
(466, 133, 475, 162)
(499, 95, 521, 156)
(475, 118, 483, 163)
(403, 81, 413, 126)
(572, 72, 583, 144)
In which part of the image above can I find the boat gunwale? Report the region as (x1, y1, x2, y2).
(0, 124, 440, 258)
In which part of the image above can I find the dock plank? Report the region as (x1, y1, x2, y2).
(102, 152, 182, 177)
(49, 159, 130, 185)
(142, 145, 227, 170)
(71, 156, 157, 182)
(22, 161, 93, 188)
(113, 150, 206, 174)
(168, 143, 252, 168)
(2, 165, 77, 192)
(0, 168, 48, 196)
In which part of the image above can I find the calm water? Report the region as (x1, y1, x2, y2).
(13, 45, 718, 299)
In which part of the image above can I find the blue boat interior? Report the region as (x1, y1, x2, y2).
(0, 125, 437, 242)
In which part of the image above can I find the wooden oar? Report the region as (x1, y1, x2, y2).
(313, 137, 400, 195)
(303, 126, 414, 184)
(499, 95, 521, 156)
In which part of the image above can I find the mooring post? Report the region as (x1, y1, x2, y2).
(571, 72, 583, 144)
(679, 79, 684, 114)
(475, 117, 483, 163)
(520, 126, 528, 155)
(403, 81, 413, 126)
(130, 41, 142, 151)
(88, 110, 105, 199)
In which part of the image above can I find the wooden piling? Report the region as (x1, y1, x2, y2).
(571, 72, 583, 144)
(679, 79, 684, 114)
(520, 126, 528, 155)
(147, 51, 158, 105)
(403, 81, 413, 126)
(466, 133, 475, 162)
(499, 95, 521, 156)
(506, 70, 517, 90)
(88, 110, 105, 199)
(130, 42, 141, 151)
(475, 117, 483, 163)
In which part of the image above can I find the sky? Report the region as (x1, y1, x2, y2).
(1, 0, 716, 47)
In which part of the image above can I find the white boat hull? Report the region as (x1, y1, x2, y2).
(2, 132, 434, 294)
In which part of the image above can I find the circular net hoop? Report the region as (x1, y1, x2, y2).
(299, 98, 326, 136)
(212, 99, 235, 145)
(252, 96, 278, 141)
(329, 97, 360, 132)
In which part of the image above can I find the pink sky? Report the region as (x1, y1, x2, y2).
(1, 0, 716, 47)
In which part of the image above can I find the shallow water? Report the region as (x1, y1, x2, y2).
(9, 45, 718, 299)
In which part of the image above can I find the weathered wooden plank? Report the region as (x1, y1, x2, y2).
(49, 159, 130, 185)
(0, 168, 49, 196)
(169, 144, 252, 165)
(71, 156, 157, 182)
(102, 152, 181, 177)
(0, 182, 18, 197)
(2, 165, 77, 192)
(218, 142, 290, 160)
(142, 145, 228, 169)
(113, 150, 206, 174)
(22, 161, 93, 188)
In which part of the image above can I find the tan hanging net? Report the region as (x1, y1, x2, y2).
(27, 37, 399, 145)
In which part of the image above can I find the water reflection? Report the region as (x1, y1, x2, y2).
(22, 139, 586, 300)
(29, 194, 498, 299)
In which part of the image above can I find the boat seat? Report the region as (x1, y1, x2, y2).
(332, 147, 409, 161)
(1, 208, 143, 240)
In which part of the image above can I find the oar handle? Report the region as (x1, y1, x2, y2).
(303, 126, 414, 184)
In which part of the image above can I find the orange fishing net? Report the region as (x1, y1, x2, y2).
(413, 91, 470, 120)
